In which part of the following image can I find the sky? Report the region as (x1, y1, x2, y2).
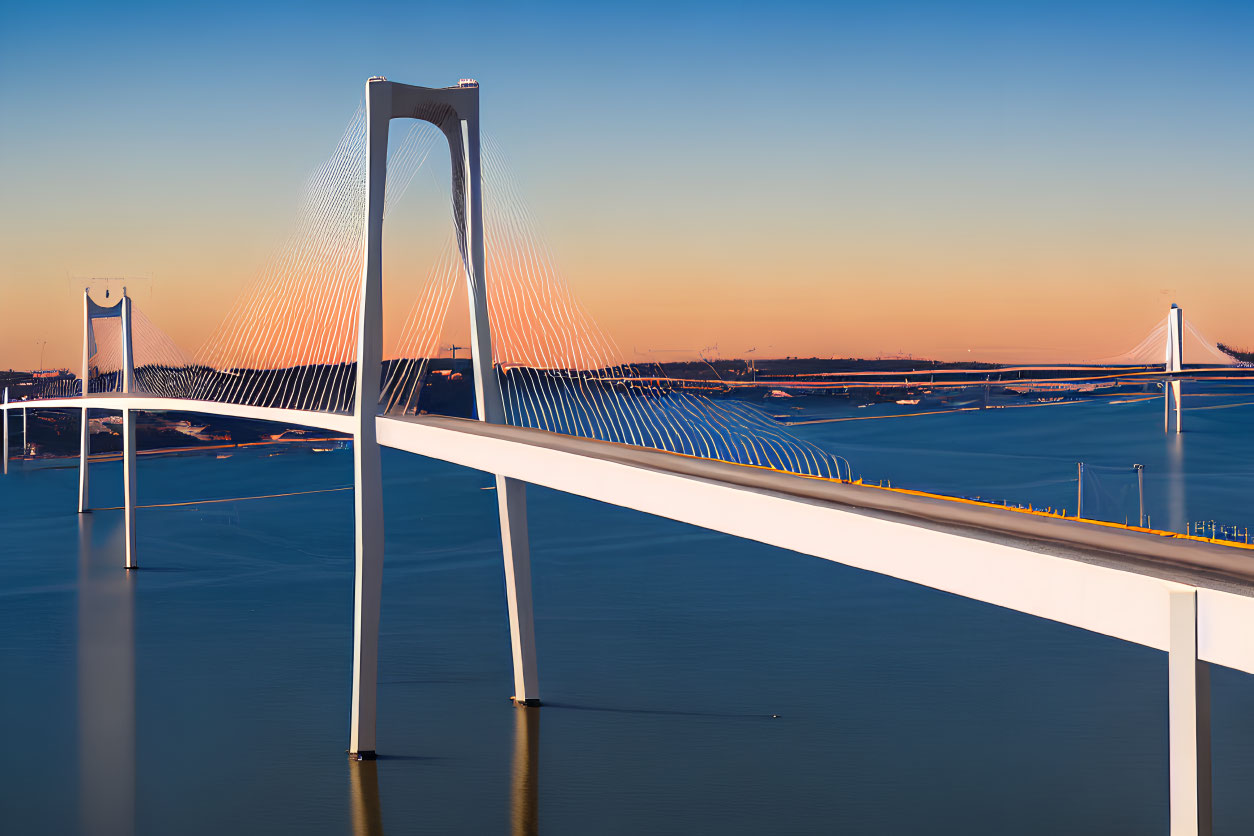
(1, 0, 1252, 369)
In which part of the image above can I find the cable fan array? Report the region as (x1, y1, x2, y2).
(1098, 315, 1237, 367)
(60, 108, 439, 411)
(80, 306, 196, 396)
(31, 107, 845, 479)
(173, 109, 438, 411)
(382, 130, 841, 478)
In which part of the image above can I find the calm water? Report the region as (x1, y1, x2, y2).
(3, 390, 1254, 835)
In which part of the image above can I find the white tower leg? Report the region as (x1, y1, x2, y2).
(122, 408, 138, 569)
(2, 389, 9, 475)
(79, 407, 91, 513)
(1168, 588, 1212, 835)
(1172, 380, 1183, 435)
(458, 112, 541, 706)
(120, 292, 135, 395)
(80, 288, 91, 511)
(120, 291, 138, 568)
(497, 475, 539, 704)
(348, 77, 390, 759)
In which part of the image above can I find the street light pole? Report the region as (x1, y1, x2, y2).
(1076, 462, 1085, 519)
(1134, 464, 1145, 527)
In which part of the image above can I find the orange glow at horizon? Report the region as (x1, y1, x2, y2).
(5, 226, 1253, 373)
(3, 128, 1252, 373)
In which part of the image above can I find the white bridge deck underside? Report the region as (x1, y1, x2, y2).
(10, 394, 1254, 676)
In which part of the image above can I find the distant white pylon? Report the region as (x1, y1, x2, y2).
(1098, 311, 1237, 366)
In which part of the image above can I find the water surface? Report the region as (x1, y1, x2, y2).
(3, 394, 1254, 834)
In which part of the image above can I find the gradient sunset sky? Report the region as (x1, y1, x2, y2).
(2, 0, 1252, 369)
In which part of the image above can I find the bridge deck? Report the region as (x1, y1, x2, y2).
(387, 413, 1254, 591)
(9, 394, 1254, 675)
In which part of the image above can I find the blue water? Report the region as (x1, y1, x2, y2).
(3, 393, 1254, 834)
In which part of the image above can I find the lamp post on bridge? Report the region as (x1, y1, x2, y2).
(1134, 464, 1145, 528)
(1076, 462, 1084, 519)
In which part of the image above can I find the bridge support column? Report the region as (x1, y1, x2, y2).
(120, 291, 138, 569)
(1171, 380, 1183, 435)
(348, 430, 385, 760)
(79, 407, 91, 512)
(80, 288, 91, 511)
(1165, 380, 1183, 434)
(454, 103, 542, 707)
(348, 77, 390, 760)
(1168, 588, 1212, 836)
(3, 388, 9, 475)
(122, 408, 138, 570)
(498, 476, 539, 704)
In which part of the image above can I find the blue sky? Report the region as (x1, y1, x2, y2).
(2, 0, 1252, 366)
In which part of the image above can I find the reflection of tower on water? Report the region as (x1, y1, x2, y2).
(77, 514, 136, 836)
(346, 706, 539, 836)
(349, 759, 385, 836)
(512, 707, 540, 836)
(1166, 433, 1187, 535)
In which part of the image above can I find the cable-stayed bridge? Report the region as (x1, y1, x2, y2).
(1, 77, 1250, 835)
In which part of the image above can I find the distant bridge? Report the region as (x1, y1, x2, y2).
(2, 77, 1248, 835)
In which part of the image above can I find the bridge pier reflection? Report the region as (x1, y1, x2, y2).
(345, 705, 540, 836)
(349, 759, 385, 836)
(511, 706, 540, 836)
(1166, 433, 1187, 535)
(77, 513, 136, 836)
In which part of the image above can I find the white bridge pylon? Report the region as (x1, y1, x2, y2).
(77, 288, 139, 568)
(1166, 303, 1184, 434)
(351, 76, 538, 760)
(26, 78, 538, 762)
